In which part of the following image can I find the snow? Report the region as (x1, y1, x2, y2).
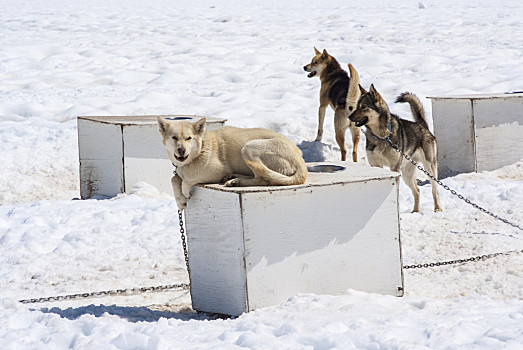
(1, 0, 522, 348)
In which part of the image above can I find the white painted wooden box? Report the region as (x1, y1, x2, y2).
(428, 93, 523, 178)
(184, 162, 403, 316)
(77, 115, 226, 199)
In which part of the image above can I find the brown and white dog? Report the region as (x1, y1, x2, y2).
(303, 48, 361, 162)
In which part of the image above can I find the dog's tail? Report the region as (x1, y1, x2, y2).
(346, 63, 362, 114)
(395, 92, 429, 130)
(245, 159, 308, 186)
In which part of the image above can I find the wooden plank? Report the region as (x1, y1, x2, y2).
(185, 190, 248, 316)
(77, 118, 123, 198)
(241, 177, 402, 311)
(122, 124, 173, 193)
(78, 115, 227, 128)
(430, 98, 476, 178)
(473, 97, 523, 172)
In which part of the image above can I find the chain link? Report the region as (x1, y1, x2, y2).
(18, 283, 190, 304)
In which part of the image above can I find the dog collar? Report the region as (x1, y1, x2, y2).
(373, 119, 392, 142)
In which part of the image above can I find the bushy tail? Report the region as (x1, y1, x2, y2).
(395, 92, 429, 129)
(245, 159, 307, 186)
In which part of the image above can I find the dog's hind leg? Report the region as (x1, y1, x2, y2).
(402, 164, 421, 212)
(422, 158, 443, 212)
(315, 105, 327, 141)
(334, 108, 350, 161)
(348, 123, 360, 162)
(225, 139, 306, 187)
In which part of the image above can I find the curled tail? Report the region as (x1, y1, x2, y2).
(395, 92, 429, 129)
(245, 159, 307, 186)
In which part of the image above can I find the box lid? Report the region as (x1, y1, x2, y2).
(197, 162, 399, 194)
(77, 115, 227, 126)
(428, 92, 523, 100)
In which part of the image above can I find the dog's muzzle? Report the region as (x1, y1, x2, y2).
(303, 65, 316, 78)
(175, 149, 188, 163)
(349, 115, 368, 127)
(354, 117, 368, 127)
(175, 154, 188, 163)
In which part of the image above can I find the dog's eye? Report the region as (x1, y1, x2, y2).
(186, 136, 192, 141)
(313, 60, 318, 64)
(172, 136, 178, 141)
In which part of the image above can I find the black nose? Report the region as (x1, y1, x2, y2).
(177, 147, 186, 156)
(303, 66, 307, 71)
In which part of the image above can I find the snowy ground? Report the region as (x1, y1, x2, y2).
(1, 0, 522, 348)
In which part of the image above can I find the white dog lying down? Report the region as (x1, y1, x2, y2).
(158, 117, 308, 210)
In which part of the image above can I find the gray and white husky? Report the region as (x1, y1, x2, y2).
(346, 64, 442, 212)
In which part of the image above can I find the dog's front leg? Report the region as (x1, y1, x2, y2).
(171, 175, 189, 210)
(315, 105, 327, 141)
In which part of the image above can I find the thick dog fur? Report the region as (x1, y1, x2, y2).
(303, 48, 360, 162)
(347, 65, 442, 212)
(158, 117, 308, 210)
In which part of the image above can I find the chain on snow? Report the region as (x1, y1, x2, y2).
(18, 147, 523, 302)
(403, 249, 523, 270)
(368, 133, 523, 269)
(18, 283, 190, 304)
(384, 138, 523, 231)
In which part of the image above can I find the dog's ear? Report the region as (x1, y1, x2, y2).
(369, 84, 383, 104)
(157, 116, 169, 137)
(359, 84, 368, 94)
(314, 47, 321, 55)
(193, 118, 206, 135)
(321, 49, 329, 60)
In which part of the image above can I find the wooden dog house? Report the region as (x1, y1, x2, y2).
(184, 162, 404, 316)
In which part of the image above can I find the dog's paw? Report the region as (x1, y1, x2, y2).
(221, 174, 235, 183)
(176, 200, 187, 210)
(224, 178, 240, 187)
(175, 196, 188, 210)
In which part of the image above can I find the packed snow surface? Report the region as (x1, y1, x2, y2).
(1, 0, 522, 348)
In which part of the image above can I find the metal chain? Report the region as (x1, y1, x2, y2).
(403, 249, 523, 269)
(173, 165, 191, 274)
(178, 209, 190, 274)
(18, 283, 190, 304)
(364, 131, 523, 269)
(19, 168, 193, 305)
(17, 152, 522, 300)
(19, 212, 191, 305)
(384, 138, 523, 231)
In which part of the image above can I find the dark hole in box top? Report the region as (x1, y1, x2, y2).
(307, 165, 346, 173)
(164, 116, 194, 121)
